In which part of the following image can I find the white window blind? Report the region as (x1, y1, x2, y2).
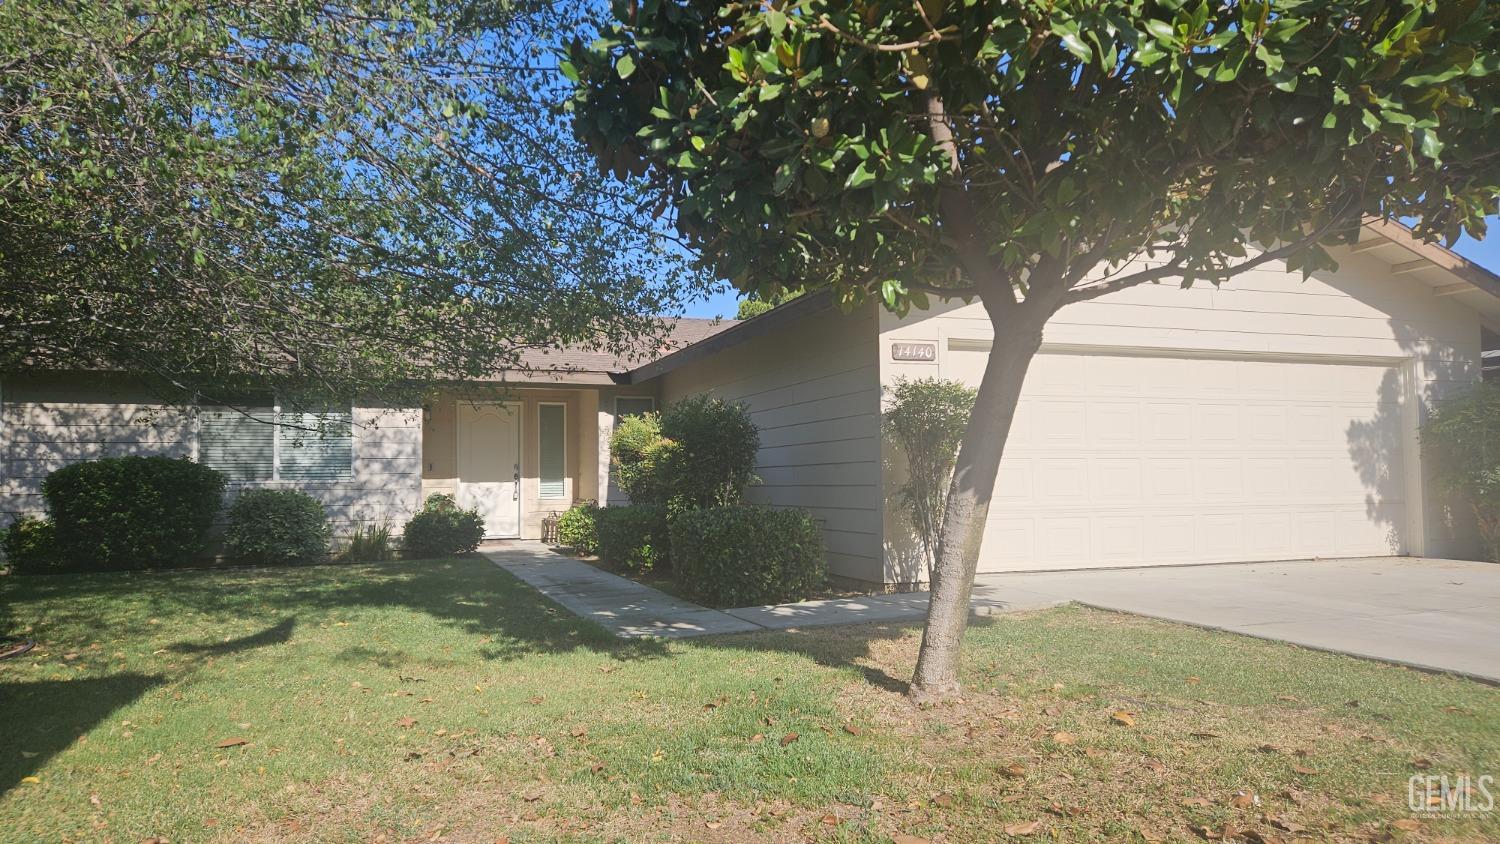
(278, 410, 353, 481)
(538, 404, 566, 499)
(198, 402, 352, 481)
(198, 406, 275, 480)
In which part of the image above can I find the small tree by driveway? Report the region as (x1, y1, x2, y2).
(569, 0, 1500, 701)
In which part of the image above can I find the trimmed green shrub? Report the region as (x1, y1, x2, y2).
(609, 412, 670, 504)
(41, 456, 226, 572)
(402, 493, 485, 558)
(670, 506, 825, 607)
(883, 377, 978, 577)
(657, 395, 759, 513)
(339, 523, 396, 562)
(1, 516, 60, 574)
(595, 504, 669, 572)
(223, 489, 331, 566)
(1422, 383, 1500, 562)
(556, 502, 601, 554)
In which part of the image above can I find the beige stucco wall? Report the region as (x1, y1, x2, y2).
(421, 386, 604, 539)
(655, 302, 884, 584)
(0, 373, 423, 541)
(878, 245, 1487, 578)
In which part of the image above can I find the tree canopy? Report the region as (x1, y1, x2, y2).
(1, 0, 703, 407)
(568, 0, 1497, 313)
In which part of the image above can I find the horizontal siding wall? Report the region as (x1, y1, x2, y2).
(879, 244, 1487, 573)
(0, 374, 422, 544)
(656, 303, 882, 584)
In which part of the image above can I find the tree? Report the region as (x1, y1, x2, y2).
(0, 0, 703, 410)
(567, 0, 1500, 699)
(1421, 383, 1500, 563)
(736, 287, 803, 319)
(884, 377, 978, 579)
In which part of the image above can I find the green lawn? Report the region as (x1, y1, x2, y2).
(1, 559, 1496, 843)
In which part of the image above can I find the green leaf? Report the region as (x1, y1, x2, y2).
(616, 54, 637, 79)
(845, 161, 877, 189)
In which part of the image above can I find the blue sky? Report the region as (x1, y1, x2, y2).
(678, 218, 1500, 319)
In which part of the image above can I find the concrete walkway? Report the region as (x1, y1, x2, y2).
(486, 544, 1500, 682)
(483, 543, 760, 638)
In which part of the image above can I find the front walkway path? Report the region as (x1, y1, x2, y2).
(482, 543, 760, 639)
(481, 542, 1063, 638)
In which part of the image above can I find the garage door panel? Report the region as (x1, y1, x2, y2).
(964, 348, 1408, 572)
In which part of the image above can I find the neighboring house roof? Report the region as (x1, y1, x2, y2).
(627, 220, 1500, 384)
(505, 317, 737, 384)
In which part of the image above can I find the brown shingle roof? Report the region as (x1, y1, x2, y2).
(503, 317, 737, 383)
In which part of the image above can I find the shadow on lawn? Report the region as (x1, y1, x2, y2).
(0, 674, 166, 793)
(3, 557, 669, 667)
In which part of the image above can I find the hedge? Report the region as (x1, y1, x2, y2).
(38, 456, 226, 572)
(223, 489, 331, 566)
(556, 502, 601, 554)
(402, 493, 485, 558)
(595, 504, 669, 572)
(670, 506, 825, 607)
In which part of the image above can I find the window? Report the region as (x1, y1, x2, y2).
(538, 403, 566, 499)
(199, 401, 353, 482)
(614, 396, 655, 419)
(199, 405, 275, 481)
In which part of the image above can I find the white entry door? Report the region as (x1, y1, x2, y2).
(457, 402, 521, 538)
(943, 346, 1409, 572)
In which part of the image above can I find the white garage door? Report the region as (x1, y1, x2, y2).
(943, 344, 1409, 572)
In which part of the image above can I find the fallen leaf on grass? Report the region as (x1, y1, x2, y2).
(1111, 710, 1136, 727)
(1410, 758, 1432, 770)
(215, 737, 249, 748)
(395, 717, 417, 729)
(526, 696, 544, 705)
(1004, 819, 1042, 836)
(820, 814, 840, 826)
(1228, 791, 1258, 809)
(1275, 695, 1298, 702)
(1291, 764, 1319, 776)
(1142, 758, 1166, 773)
(704, 821, 722, 830)
(932, 793, 954, 807)
(842, 723, 863, 736)
(999, 762, 1027, 778)
(779, 732, 799, 747)
(20, 776, 39, 784)
(590, 763, 605, 773)
(1051, 731, 1076, 745)
(749, 733, 764, 744)
(892, 835, 930, 844)
(1390, 818, 1421, 831)
(1186, 676, 1201, 684)
(569, 727, 587, 738)
(1181, 797, 1212, 808)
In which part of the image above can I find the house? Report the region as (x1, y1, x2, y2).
(3, 220, 1498, 587)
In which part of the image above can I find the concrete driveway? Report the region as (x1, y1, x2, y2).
(977, 557, 1500, 683)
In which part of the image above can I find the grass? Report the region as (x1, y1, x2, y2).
(0, 558, 1496, 843)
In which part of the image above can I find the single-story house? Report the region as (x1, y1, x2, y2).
(3, 219, 1498, 587)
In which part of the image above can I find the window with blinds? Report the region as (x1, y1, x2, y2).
(538, 403, 566, 499)
(277, 410, 353, 481)
(198, 402, 353, 481)
(198, 406, 275, 480)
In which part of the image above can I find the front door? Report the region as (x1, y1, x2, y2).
(456, 402, 521, 538)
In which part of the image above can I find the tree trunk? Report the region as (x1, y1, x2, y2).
(908, 309, 1046, 703)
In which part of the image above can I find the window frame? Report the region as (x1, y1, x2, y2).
(537, 401, 567, 500)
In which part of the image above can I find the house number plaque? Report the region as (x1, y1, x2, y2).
(890, 342, 936, 362)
